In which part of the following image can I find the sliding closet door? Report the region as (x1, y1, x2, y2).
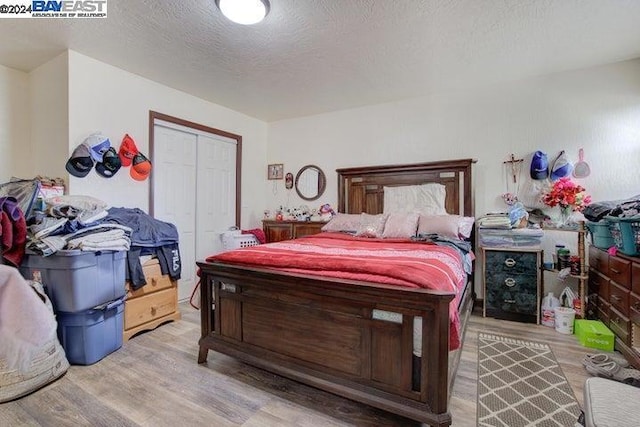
(153, 122, 238, 301)
(153, 124, 198, 301)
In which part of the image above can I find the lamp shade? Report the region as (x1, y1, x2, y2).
(215, 0, 270, 25)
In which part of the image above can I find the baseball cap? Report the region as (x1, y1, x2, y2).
(95, 147, 122, 178)
(83, 133, 111, 162)
(130, 152, 152, 181)
(118, 134, 139, 167)
(530, 151, 549, 180)
(65, 143, 94, 178)
(550, 150, 572, 181)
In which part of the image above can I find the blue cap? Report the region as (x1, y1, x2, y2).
(83, 133, 111, 162)
(530, 151, 548, 180)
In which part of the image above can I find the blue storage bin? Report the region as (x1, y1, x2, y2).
(20, 250, 126, 312)
(605, 216, 640, 256)
(586, 221, 615, 250)
(57, 298, 124, 365)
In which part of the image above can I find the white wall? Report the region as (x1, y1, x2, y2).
(67, 51, 268, 228)
(0, 65, 30, 182)
(29, 51, 69, 181)
(268, 58, 640, 297)
(268, 58, 640, 219)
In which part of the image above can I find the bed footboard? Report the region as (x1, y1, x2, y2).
(197, 261, 459, 427)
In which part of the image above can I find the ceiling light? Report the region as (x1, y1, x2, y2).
(215, 0, 270, 25)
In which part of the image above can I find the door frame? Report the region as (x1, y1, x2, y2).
(148, 110, 242, 226)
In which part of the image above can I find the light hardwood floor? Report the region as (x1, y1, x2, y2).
(1, 302, 593, 427)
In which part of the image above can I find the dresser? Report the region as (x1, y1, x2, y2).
(123, 258, 181, 341)
(588, 245, 640, 366)
(262, 220, 325, 243)
(483, 247, 543, 324)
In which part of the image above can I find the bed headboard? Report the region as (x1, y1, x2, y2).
(337, 158, 476, 217)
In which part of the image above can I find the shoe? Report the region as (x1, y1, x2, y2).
(582, 353, 629, 369)
(29, 217, 68, 239)
(585, 361, 640, 382)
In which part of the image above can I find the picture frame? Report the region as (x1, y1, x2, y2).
(268, 163, 284, 180)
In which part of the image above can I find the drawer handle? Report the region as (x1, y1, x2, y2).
(504, 299, 516, 303)
(634, 302, 640, 310)
(151, 278, 157, 286)
(611, 295, 621, 302)
(505, 278, 516, 287)
(610, 268, 620, 274)
(504, 258, 516, 268)
(151, 306, 157, 315)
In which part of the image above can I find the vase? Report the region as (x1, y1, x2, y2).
(558, 206, 573, 228)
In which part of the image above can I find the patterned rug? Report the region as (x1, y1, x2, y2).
(477, 333, 581, 427)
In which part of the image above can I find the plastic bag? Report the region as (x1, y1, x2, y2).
(559, 286, 577, 309)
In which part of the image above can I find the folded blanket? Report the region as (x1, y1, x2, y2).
(0, 265, 57, 372)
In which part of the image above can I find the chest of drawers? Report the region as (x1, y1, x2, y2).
(123, 258, 181, 341)
(262, 220, 325, 243)
(483, 248, 542, 324)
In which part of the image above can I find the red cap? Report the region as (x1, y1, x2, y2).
(118, 134, 139, 167)
(130, 152, 152, 181)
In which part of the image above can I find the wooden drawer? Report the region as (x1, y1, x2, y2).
(589, 271, 610, 301)
(631, 292, 640, 325)
(632, 262, 640, 295)
(292, 223, 324, 238)
(609, 255, 631, 289)
(125, 288, 178, 330)
(127, 262, 175, 298)
(589, 246, 608, 275)
(609, 305, 631, 345)
(597, 298, 610, 326)
(609, 281, 630, 316)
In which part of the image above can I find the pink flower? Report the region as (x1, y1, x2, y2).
(542, 177, 591, 212)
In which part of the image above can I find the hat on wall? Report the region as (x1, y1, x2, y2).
(550, 150, 573, 181)
(118, 134, 139, 167)
(83, 133, 111, 162)
(130, 152, 152, 181)
(65, 143, 94, 178)
(530, 150, 549, 180)
(95, 147, 122, 178)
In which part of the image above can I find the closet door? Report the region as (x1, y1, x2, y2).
(153, 124, 198, 301)
(152, 118, 239, 302)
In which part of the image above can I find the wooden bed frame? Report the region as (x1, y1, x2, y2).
(197, 159, 476, 426)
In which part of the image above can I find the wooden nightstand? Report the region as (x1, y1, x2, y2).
(482, 247, 543, 324)
(262, 220, 325, 243)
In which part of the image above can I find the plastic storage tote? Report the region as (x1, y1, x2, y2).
(605, 216, 640, 256)
(57, 298, 124, 365)
(20, 250, 126, 312)
(586, 221, 615, 250)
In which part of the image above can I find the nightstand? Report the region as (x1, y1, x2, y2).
(482, 247, 543, 324)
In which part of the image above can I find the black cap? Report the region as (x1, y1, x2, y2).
(95, 147, 122, 178)
(66, 143, 94, 178)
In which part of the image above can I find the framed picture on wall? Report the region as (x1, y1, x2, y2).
(268, 163, 284, 180)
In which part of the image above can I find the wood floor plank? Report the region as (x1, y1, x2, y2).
(0, 302, 596, 427)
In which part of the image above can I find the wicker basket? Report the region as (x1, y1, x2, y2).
(221, 227, 259, 251)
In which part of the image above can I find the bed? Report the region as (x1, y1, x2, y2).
(196, 158, 476, 427)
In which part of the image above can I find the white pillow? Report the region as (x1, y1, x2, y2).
(418, 214, 475, 240)
(321, 213, 361, 233)
(382, 212, 420, 239)
(383, 183, 447, 215)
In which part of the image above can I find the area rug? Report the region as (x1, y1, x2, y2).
(477, 333, 581, 427)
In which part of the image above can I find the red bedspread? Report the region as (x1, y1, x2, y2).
(206, 232, 467, 350)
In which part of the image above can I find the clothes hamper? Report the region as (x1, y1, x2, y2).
(56, 298, 124, 365)
(20, 250, 126, 312)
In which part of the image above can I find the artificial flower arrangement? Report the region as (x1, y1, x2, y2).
(541, 177, 592, 212)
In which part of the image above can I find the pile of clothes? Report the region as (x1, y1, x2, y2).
(25, 195, 181, 291)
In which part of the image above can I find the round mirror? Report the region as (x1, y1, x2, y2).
(295, 165, 326, 201)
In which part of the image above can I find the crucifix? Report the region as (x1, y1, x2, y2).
(503, 153, 524, 183)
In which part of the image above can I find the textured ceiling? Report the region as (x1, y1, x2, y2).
(1, 0, 640, 121)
